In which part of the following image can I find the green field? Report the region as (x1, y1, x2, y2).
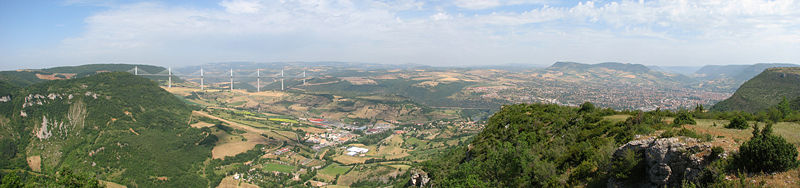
(228, 101, 246, 106)
(262, 163, 295, 173)
(269, 118, 299, 123)
(603, 114, 631, 122)
(319, 163, 351, 176)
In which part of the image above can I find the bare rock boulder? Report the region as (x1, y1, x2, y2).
(608, 137, 712, 188)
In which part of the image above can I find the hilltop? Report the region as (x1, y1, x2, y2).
(712, 67, 800, 112)
(542, 61, 692, 84)
(0, 72, 212, 187)
(0, 64, 171, 88)
(548, 61, 651, 74)
(691, 63, 799, 92)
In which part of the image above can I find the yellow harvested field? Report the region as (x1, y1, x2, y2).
(323, 185, 350, 188)
(297, 126, 327, 134)
(213, 132, 267, 159)
(216, 176, 259, 188)
(340, 77, 377, 85)
(371, 135, 409, 159)
(438, 77, 460, 82)
(194, 110, 273, 159)
(190, 121, 215, 128)
(162, 87, 200, 96)
(388, 164, 411, 170)
(337, 165, 403, 186)
(686, 119, 800, 155)
(99, 180, 127, 188)
(333, 155, 368, 165)
(26, 155, 41, 172)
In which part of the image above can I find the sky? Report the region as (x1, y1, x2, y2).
(1, 0, 799, 70)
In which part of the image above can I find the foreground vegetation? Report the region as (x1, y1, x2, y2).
(422, 103, 800, 187)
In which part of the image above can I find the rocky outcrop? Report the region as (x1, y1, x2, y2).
(608, 137, 713, 187)
(407, 169, 430, 187)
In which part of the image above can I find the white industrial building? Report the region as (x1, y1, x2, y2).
(345, 147, 369, 156)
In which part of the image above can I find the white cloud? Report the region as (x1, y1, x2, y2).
(431, 12, 451, 21)
(219, 0, 263, 14)
(453, 0, 551, 10)
(454, 0, 502, 10)
(5, 0, 798, 69)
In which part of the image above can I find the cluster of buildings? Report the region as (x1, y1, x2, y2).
(365, 122, 394, 134)
(304, 130, 358, 150)
(469, 79, 730, 110)
(274, 147, 291, 155)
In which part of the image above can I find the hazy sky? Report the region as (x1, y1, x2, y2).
(1, 0, 799, 70)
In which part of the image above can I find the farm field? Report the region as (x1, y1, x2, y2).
(149, 83, 485, 187)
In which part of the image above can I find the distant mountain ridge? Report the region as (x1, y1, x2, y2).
(711, 67, 800, 112)
(648, 66, 702, 75)
(694, 63, 799, 79)
(540, 61, 694, 86)
(0, 64, 168, 88)
(547, 62, 651, 73)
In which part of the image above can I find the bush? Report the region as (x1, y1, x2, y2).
(696, 158, 729, 186)
(733, 123, 799, 173)
(709, 146, 724, 161)
(672, 111, 696, 126)
(609, 149, 645, 181)
(726, 115, 749, 129)
(659, 128, 713, 141)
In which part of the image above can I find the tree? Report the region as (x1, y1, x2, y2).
(694, 104, 704, 113)
(734, 122, 799, 173)
(0, 170, 22, 188)
(767, 108, 783, 123)
(726, 115, 749, 129)
(579, 102, 595, 113)
(672, 111, 696, 126)
(777, 97, 793, 120)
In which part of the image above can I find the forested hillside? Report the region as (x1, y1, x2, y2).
(0, 72, 213, 187)
(712, 67, 800, 112)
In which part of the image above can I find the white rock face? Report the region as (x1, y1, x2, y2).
(36, 116, 52, 140)
(608, 137, 712, 187)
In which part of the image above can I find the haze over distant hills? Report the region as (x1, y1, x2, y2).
(2, 61, 797, 111)
(0, 64, 169, 88)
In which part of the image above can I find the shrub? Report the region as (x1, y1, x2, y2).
(579, 102, 595, 113)
(696, 158, 729, 186)
(672, 111, 696, 126)
(609, 149, 645, 181)
(726, 115, 749, 129)
(709, 146, 724, 161)
(733, 123, 799, 173)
